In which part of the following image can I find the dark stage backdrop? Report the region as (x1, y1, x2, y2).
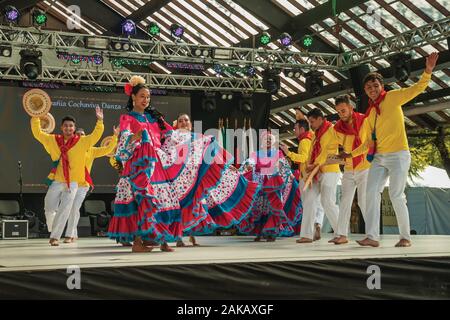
(0, 86, 190, 194)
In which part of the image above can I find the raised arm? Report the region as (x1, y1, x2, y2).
(84, 106, 105, 146)
(30, 117, 53, 145)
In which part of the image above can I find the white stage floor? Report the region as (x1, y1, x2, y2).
(1, 235, 450, 272)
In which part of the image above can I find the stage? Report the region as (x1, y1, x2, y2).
(1, 235, 450, 299)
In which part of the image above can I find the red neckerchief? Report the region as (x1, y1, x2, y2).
(85, 167, 94, 189)
(334, 112, 365, 169)
(298, 131, 313, 142)
(310, 120, 332, 165)
(365, 90, 387, 117)
(55, 134, 80, 189)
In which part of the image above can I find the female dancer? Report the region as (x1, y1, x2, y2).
(238, 131, 302, 241)
(166, 114, 259, 246)
(107, 76, 182, 252)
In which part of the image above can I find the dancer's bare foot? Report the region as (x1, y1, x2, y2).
(189, 236, 200, 247)
(132, 237, 153, 253)
(176, 240, 186, 247)
(63, 237, 73, 244)
(395, 239, 412, 247)
(356, 238, 380, 247)
(328, 237, 340, 244)
(160, 243, 174, 252)
(143, 240, 158, 247)
(132, 242, 153, 253)
(296, 237, 313, 244)
(49, 238, 59, 246)
(334, 236, 349, 245)
(313, 223, 321, 241)
(254, 236, 262, 242)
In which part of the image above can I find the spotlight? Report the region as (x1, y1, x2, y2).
(111, 40, 131, 51)
(148, 21, 160, 37)
(20, 49, 42, 80)
(279, 32, 292, 47)
(122, 19, 136, 36)
(192, 47, 211, 57)
(259, 32, 271, 46)
(239, 96, 253, 113)
(93, 55, 103, 65)
(32, 9, 47, 26)
(202, 93, 216, 112)
(221, 93, 233, 100)
(4, 6, 19, 23)
(170, 23, 184, 40)
(301, 35, 314, 49)
(0, 45, 12, 57)
(263, 69, 281, 94)
(305, 71, 324, 96)
(286, 69, 302, 79)
(390, 53, 411, 82)
(246, 66, 256, 77)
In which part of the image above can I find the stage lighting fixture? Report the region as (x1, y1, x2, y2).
(213, 48, 232, 60)
(259, 32, 271, 46)
(4, 5, 19, 23)
(305, 70, 324, 96)
(93, 55, 103, 65)
(301, 35, 314, 49)
(122, 19, 136, 36)
(33, 9, 47, 26)
(20, 49, 42, 80)
(202, 93, 216, 112)
(170, 23, 184, 40)
(279, 32, 292, 47)
(86, 37, 109, 50)
(239, 96, 253, 113)
(0, 45, 12, 57)
(192, 47, 211, 57)
(221, 93, 233, 100)
(148, 21, 160, 37)
(246, 66, 256, 77)
(111, 40, 131, 51)
(390, 53, 411, 82)
(286, 69, 302, 79)
(263, 69, 281, 94)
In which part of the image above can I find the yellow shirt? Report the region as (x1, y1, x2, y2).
(334, 123, 370, 172)
(31, 117, 104, 184)
(352, 72, 431, 156)
(287, 133, 312, 179)
(308, 124, 340, 173)
(79, 135, 118, 187)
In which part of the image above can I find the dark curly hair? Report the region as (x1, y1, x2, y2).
(126, 83, 167, 131)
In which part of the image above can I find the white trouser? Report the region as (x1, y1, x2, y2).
(365, 151, 411, 241)
(299, 179, 325, 227)
(44, 181, 79, 240)
(299, 172, 340, 239)
(336, 169, 369, 237)
(65, 186, 90, 238)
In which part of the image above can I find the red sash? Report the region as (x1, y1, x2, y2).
(334, 112, 365, 168)
(365, 90, 387, 117)
(55, 134, 80, 189)
(310, 121, 332, 165)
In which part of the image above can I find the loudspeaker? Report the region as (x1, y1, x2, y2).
(349, 64, 371, 113)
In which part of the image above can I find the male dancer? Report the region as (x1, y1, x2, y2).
(31, 107, 104, 246)
(331, 95, 370, 245)
(281, 119, 324, 240)
(341, 52, 439, 247)
(64, 126, 118, 243)
(294, 108, 340, 243)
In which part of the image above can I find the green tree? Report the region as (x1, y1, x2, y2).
(408, 127, 450, 178)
